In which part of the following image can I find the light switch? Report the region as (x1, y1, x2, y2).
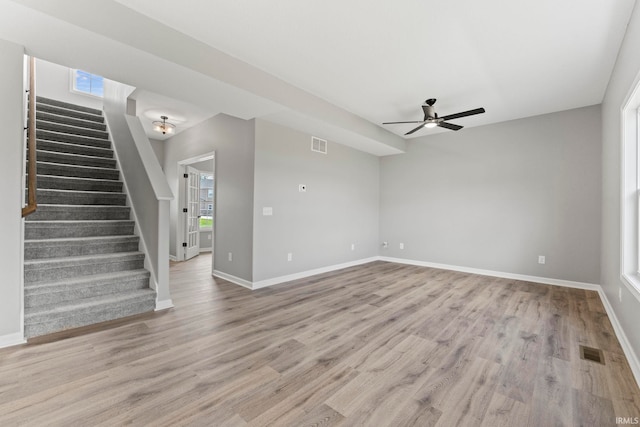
(263, 207, 273, 216)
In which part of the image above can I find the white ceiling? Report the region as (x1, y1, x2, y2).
(129, 89, 217, 141)
(1, 0, 636, 154)
(115, 0, 635, 138)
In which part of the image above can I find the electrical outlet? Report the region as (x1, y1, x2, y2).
(538, 255, 545, 264)
(399, 243, 404, 250)
(619, 286, 622, 302)
(287, 252, 292, 261)
(351, 243, 355, 251)
(228, 252, 233, 262)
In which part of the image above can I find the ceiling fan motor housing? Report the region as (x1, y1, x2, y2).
(424, 105, 436, 120)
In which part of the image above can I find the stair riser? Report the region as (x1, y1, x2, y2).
(36, 111, 107, 131)
(25, 223, 134, 239)
(37, 121, 109, 140)
(37, 140, 113, 159)
(35, 191, 126, 205)
(25, 297, 156, 338)
(25, 240, 139, 260)
(25, 277, 150, 308)
(36, 103, 104, 123)
(33, 151, 116, 169)
(25, 258, 145, 283)
(26, 206, 130, 221)
(36, 130, 111, 149)
(36, 96, 102, 116)
(36, 176, 123, 193)
(36, 163, 120, 181)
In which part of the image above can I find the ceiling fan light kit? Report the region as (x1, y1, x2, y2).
(383, 98, 485, 135)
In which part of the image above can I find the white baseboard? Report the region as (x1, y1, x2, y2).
(0, 332, 26, 349)
(155, 299, 174, 311)
(199, 248, 212, 253)
(597, 289, 640, 388)
(378, 256, 600, 291)
(213, 270, 253, 289)
(252, 257, 380, 289)
(169, 255, 178, 262)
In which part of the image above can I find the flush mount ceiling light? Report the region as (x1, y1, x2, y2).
(153, 115, 176, 135)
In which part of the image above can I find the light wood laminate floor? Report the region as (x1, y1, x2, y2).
(1, 255, 639, 426)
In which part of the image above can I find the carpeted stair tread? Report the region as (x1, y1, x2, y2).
(37, 120, 109, 140)
(25, 204, 130, 221)
(25, 220, 135, 239)
(36, 130, 111, 149)
(24, 289, 156, 338)
(36, 96, 103, 116)
(25, 270, 150, 308)
(36, 175, 123, 192)
(25, 269, 150, 292)
(25, 235, 139, 260)
(24, 251, 146, 284)
(36, 139, 113, 158)
(34, 149, 117, 169)
(36, 161, 120, 180)
(36, 111, 107, 131)
(34, 188, 126, 205)
(36, 102, 104, 123)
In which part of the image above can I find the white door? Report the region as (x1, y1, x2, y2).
(184, 166, 200, 260)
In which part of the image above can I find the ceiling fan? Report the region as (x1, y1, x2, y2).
(383, 99, 485, 135)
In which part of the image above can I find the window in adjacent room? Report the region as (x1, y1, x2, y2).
(199, 173, 214, 229)
(71, 69, 104, 97)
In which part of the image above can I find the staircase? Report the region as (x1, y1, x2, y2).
(23, 96, 156, 338)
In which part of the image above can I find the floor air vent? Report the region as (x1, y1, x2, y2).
(311, 136, 327, 154)
(580, 345, 605, 365)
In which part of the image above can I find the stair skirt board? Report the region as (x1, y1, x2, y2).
(24, 97, 157, 339)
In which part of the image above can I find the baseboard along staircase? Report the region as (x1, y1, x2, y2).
(23, 96, 156, 338)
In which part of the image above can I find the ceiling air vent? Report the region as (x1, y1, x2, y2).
(311, 136, 327, 154)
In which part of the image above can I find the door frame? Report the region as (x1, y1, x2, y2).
(176, 152, 216, 271)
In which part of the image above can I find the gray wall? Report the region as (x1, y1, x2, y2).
(252, 120, 379, 282)
(601, 2, 640, 363)
(164, 114, 255, 281)
(149, 138, 165, 169)
(380, 105, 602, 284)
(0, 40, 25, 340)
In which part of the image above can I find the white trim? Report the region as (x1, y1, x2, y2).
(598, 288, 640, 389)
(0, 332, 26, 349)
(252, 257, 379, 289)
(213, 270, 253, 289)
(619, 68, 640, 301)
(169, 255, 178, 262)
(199, 248, 212, 253)
(378, 256, 600, 291)
(155, 299, 174, 311)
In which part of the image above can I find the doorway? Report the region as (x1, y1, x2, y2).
(177, 153, 215, 272)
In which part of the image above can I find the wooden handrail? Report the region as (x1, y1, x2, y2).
(22, 57, 36, 218)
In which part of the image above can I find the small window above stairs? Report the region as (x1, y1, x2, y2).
(23, 97, 156, 338)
